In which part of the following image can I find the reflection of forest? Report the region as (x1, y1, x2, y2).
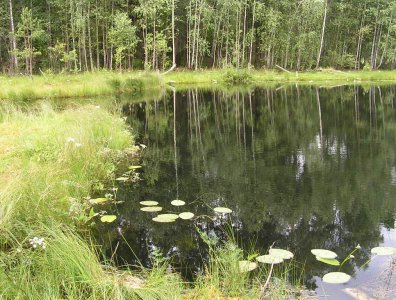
(99, 85, 396, 286)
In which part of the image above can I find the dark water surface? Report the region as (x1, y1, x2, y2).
(100, 85, 396, 299)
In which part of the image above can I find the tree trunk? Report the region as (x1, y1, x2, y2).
(248, 0, 256, 67)
(316, 0, 328, 69)
(172, 0, 176, 68)
(8, 0, 18, 73)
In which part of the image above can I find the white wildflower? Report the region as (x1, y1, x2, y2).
(29, 237, 46, 250)
(75, 143, 82, 148)
(66, 137, 75, 143)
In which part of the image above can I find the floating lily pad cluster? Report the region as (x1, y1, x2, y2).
(138, 199, 195, 222)
(138, 198, 234, 223)
(311, 245, 396, 284)
(311, 248, 350, 283)
(238, 248, 294, 273)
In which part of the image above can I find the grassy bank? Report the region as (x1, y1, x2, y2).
(1, 69, 396, 101)
(0, 101, 305, 299)
(0, 71, 163, 101)
(0, 102, 182, 299)
(165, 69, 396, 85)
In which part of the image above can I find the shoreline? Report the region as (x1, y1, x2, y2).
(0, 69, 395, 101)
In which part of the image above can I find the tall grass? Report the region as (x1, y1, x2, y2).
(0, 102, 183, 299)
(0, 101, 307, 299)
(164, 69, 396, 85)
(0, 71, 163, 101)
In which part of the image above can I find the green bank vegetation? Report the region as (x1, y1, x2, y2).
(0, 101, 307, 299)
(165, 69, 396, 85)
(1, 69, 396, 101)
(0, 71, 163, 101)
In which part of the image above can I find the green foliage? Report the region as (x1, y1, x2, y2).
(109, 12, 139, 70)
(223, 69, 253, 84)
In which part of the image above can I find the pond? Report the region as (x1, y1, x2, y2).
(97, 85, 396, 299)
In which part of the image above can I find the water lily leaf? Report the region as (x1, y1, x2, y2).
(140, 206, 163, 212)
(156, 214, 179, 220)
(152, 217, 176, 223)
(311, 249, 338, 259)
(100, 215, 117, 223)
(371, 247, 395, 256)
(90, 198, 110, 204)
(316, 257, 340, 266)
(239, 261, 257, 272)
(269, 248, 294, 260)
(129, 165, 142, 170)
(179, 212, 194, 220)
(213, 207, 233, 214)
(256, 255, 284, 264)
(322, 272, 351, 284)
(139, 201, 159, 206)
(171, 200, 186, 206)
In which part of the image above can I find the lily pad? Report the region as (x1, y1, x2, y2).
(139, 201, 159, 206)
(171, 200, 186, 206)
(152, 217, 176, 223)
(371, 247, 395, 256)
(90, 198, 110, 204)
(129, 165, 142, 170)
(322, 272, 351, 284)
(269, 248, 294, 260)
(239, 261, 257, 272)
(316, 257, 340, 266)
(311, 249, 338, 259)
(156, 214, 179, 220)
(100, 215, 117, 223)
(256, 255, 284, 264)
(179, 212, 194, 220)
(140, 206, 163, 212)
(213, 207, 233, 214)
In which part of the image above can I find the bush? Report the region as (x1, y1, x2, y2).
(223, 69, 252, 84)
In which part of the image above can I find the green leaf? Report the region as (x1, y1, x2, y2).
(129, 165, 142, 170)
(213, 207, 232, 214)
(311, 249, 338, 259)
(256, 255, 283, 264)
(316, 256, 340, 266)
(371, 247, 395, 256)
(140, 206, 163, 212)
(139, 201, 159, 206)
(89, 207, 95, 218)
(156, 214, 179, 220)
(152, 217, 176, 223)
(179, 212, 194, 219)
(171, 200, 186, 206)
(269, 248, 294, 260)
(322, 272, 351, 284)
(100, 215, 117, 223)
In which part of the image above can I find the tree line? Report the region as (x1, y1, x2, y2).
(0, 0, 395, 75)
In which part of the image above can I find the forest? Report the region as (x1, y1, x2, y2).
(1, 0, 396, 75)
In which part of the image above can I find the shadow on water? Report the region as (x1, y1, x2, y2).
(95, 84, 396, 296)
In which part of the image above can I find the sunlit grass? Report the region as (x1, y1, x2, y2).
(165, 68, 396, 85)
(0, 71, 163, 101)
